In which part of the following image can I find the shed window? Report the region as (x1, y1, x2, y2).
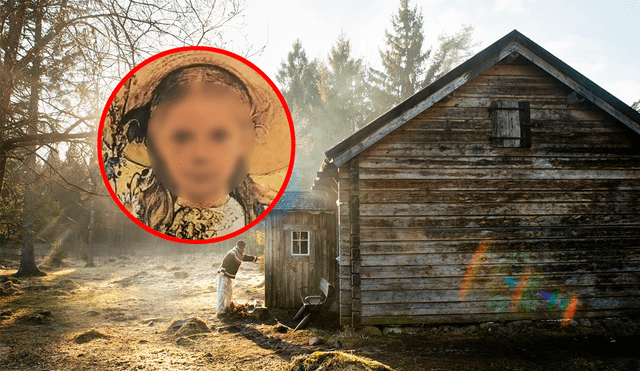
(291, 231, 310, 255)
(490, 101, 531, 148)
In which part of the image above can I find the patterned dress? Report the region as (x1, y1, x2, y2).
(167, 197, 245, 239)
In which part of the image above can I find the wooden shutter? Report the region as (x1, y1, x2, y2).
(490, 101, 531, 148)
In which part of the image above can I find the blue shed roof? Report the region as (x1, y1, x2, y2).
(273, 191, 334, 211)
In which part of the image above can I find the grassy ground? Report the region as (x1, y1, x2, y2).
(1, 252, 639, 371)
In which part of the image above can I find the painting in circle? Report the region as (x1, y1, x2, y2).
(98, 47, 295, 243)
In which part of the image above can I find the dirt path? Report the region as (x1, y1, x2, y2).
(1, 253, 639, 371)
(0, 253, 302, 370)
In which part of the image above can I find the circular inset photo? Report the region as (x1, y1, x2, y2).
(98, 47, 294, 243)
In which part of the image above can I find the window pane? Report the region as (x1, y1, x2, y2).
(293, 231, 299, 239)
(301, 231, 308, 240)
(293, 240, 300, 254)
(301, 240, 308, 255)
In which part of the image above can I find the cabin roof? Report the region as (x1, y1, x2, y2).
(321, 29, 640, 169)
(272, 191, 334, 211)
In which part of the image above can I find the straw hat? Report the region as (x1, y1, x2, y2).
(103, 48, 292, 178)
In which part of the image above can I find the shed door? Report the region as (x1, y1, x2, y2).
(282, 225, 316, 307)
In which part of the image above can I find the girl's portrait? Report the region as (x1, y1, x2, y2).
(100, 49, 293, 241)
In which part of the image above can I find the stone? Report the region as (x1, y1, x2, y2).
(249, 307, 270, 320)
(578, 318, 592, 327)
(356, 325, 382, 337)
(309, 336, 324, 346)
(383, 326, 402, 335)
(86, 310, 100, 317)
(333, 339, 342, 349)
(570, 319, 579, 327)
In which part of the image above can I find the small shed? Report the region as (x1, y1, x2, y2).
(313, 30, 640, 327)
(265, 191, 337, 308)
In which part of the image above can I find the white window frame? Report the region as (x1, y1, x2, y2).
(291, 230, 311, 256)
(283, 224, 316, 262)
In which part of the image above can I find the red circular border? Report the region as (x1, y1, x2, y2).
(97, 46, 295, 244)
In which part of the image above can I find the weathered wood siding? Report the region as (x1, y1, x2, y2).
(337, 163, 355, 326)
(352, 58, 640, 325)
(265, 211, 337, 308)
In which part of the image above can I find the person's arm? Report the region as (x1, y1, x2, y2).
(242, 254, 259, 262)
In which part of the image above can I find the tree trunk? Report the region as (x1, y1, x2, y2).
(0, 1, 26, 196)
(15, 128, 46, 276)
(85, 200, 96, 267)
(15, 5, 45, 277)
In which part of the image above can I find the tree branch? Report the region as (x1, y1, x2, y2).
(3, 131, 96, 151)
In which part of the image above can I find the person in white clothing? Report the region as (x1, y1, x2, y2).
(217, 240, 262, 317)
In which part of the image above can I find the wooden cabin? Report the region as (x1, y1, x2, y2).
(264, 191, 337, 308)
(312, 30, 640, 327)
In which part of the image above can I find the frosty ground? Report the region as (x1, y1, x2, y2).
(1, 251, 639, 371)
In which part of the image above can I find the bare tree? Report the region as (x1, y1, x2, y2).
(1, 0, 254, 276)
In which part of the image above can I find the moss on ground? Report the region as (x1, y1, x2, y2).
(282, 351, 394, 371)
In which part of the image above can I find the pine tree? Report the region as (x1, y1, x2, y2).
(369, 0, 430, 108)
(318, 33, 372, 141)
(423, 25, 478, 86)
(276, 40, 322, 121)
(276, 40, 324, 189)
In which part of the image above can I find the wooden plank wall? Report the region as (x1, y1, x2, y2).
(265, 210, 337, 308)
(355, 58, 640, 325)
(337, 164, 354, 326)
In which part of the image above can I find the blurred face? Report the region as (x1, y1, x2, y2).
(148, 83, 255, 207)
